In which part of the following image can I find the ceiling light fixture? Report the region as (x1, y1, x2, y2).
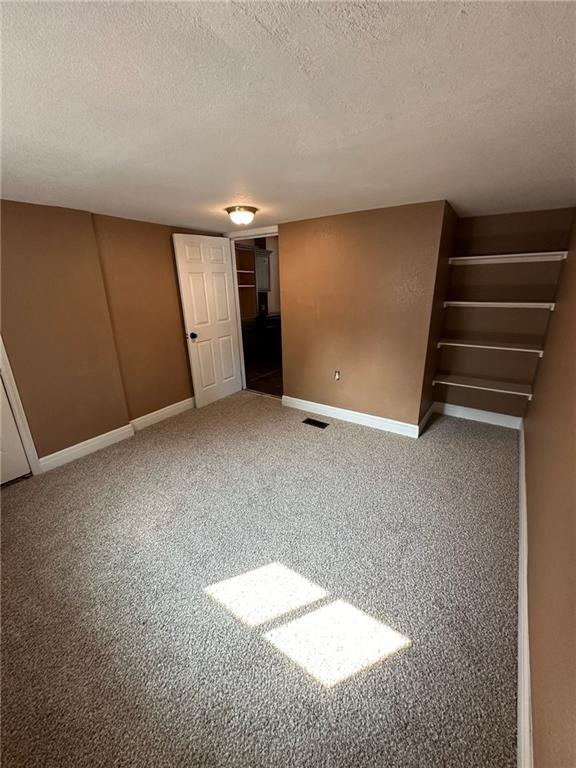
(225, 205, 258, 226)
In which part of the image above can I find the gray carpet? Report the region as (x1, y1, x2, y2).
(1, 392, 519, 767)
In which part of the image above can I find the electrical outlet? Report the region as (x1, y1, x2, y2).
(334, 370, 341, 381)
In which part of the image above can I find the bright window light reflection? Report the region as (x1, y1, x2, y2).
(204, 562, 328, 626)
(264, 599, 411, 687)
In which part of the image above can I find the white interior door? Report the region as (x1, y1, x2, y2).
(173, 234, 243, 408)
(1, 377, 30, 484)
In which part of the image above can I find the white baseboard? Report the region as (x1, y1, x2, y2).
(434, 402, 523, 430)
(38, 424, 135, 473)
(130, 397, 195, 431)
(282, 396, 419, 438)
(517, 425, 533, 768)
(281, 397, 522, 436)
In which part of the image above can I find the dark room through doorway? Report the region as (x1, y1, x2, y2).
(234, 236, 282, 398)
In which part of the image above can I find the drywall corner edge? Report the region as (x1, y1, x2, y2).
(416, 200, 458, 423)
(417, 402, 436, 435)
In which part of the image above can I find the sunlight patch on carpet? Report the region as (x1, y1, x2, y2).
(204, 562, 328, 626)
(264, 599, 411, 687)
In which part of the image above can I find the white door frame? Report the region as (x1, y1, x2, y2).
(0, 336, 41, 475)
(230, 247, 248, 389)
(227, 226, 279, 391)
(225, 225, 278, 241)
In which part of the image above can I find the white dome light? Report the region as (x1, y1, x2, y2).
(225, 205, 258, 226)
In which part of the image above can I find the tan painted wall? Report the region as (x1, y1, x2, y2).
(1, 201, 129, 457)
(524, 217, 576, 768)
(279, 201, 448, 425)
(455, 207, 574, 256)
(93, 215, 192, 420)
(418, 203, 457, 419)
(1, 201, 203, 455)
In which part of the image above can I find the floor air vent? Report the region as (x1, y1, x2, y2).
(302, 418, 329, 429)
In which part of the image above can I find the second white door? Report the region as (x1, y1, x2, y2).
(173, 234, 242, 407)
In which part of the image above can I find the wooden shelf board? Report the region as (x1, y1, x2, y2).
(444, 301, 555, 311)
(433, 374, 533, 399)
(437, 339, 543, 356)
(450, 252, 567, 265)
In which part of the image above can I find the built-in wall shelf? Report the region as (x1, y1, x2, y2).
(434, 236, 568, 417)
(436, 222, 569, 418)
(449, 251, 567, 265)
(433, 374, 533, 399)
(443, 301, 555, 311)
(437, 339, 544, 356)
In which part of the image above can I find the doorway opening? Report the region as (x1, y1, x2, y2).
(234, 235, 282, 398)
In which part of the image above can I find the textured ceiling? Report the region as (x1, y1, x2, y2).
(2, 1, 575, 231)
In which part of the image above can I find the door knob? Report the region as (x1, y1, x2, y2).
(189, 332, 198, 340)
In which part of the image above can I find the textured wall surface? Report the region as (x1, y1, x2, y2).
(0, 201, 201, 455)
(524, 217, 576, 768)
(455, 208, 575, 256)
(0, 201, 129, 457)
(418, 203, 457, 420)
(93, 215, 193, 420)
(280, 202, 446, 425)
(2, 3, 574, 230)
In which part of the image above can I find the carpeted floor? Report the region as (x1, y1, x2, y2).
(1, 392, 519, 767)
